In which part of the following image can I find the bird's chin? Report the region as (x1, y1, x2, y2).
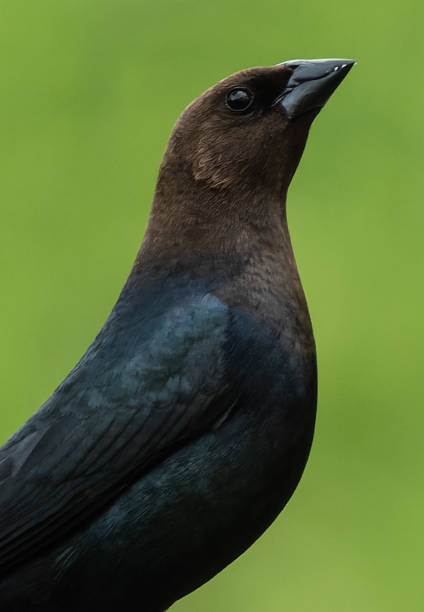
(287, 107, 320, 127)
(277, 118, 315, 186)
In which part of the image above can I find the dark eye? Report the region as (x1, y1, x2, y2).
(225, 87, 254, 113)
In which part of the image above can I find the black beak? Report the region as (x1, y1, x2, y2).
(273, 58, 356, 120)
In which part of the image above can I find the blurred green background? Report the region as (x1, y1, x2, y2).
(0, 0, 422, 610)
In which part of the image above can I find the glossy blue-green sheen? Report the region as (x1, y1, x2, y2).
(0, 1, 422, 610)
(0, 272, 314, 610)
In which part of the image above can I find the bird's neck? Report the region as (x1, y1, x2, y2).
(129, 162, 314, 358)
(135, 158, 292, 272)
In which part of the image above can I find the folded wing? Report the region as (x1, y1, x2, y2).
(0, 290, 235, 576)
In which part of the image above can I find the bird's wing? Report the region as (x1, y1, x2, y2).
(0, 289, 238, 575)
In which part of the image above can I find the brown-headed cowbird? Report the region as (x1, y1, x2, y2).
(0, 59, 354, 611)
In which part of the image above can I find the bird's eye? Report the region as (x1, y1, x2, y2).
(225, 88, 254, 113)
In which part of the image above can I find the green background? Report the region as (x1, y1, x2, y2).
(0, 1, 422, 610)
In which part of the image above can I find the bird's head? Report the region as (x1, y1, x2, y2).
(162, 59, 354, 198)
(140, 60, 354, 267)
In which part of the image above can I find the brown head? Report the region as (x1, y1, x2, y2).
(138, 59, 354, 268)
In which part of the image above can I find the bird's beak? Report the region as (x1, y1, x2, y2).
(273, 58, 356, 120)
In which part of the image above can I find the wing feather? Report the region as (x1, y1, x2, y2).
(0, 290, 234, 575)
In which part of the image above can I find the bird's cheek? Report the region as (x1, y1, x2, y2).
(193, 147, 233, 189)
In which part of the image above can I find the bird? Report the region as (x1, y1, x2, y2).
(0, 58, 354, 611)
